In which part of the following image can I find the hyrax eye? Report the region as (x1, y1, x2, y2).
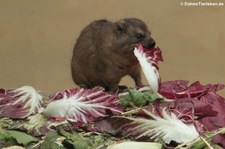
(117, 26, 123, 33)
(137, 33, 144, 39)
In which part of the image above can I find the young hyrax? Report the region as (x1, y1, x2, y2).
(71, 18, 156, 92)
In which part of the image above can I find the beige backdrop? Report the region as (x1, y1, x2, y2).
(0, 0, 225, 96)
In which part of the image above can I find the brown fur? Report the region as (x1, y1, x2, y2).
(71, 18, 156, 91)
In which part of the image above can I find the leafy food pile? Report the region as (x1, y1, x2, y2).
(1, 44, 225, 149)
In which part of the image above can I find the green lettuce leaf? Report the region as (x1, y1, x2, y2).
(39, 131, 65, 149)
(59, 129, 95, 149)
(119, 88, 160, 107)
(0, 130, 38, 147)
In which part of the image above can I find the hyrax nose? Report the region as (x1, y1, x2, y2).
(148, 40, 156, 48)
(143, 39, 156, 48)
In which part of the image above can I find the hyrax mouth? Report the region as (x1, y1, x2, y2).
(135, 42, 163, 63)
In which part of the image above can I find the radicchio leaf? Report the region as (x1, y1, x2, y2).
(122, 108, 199, 144)
(159, 80, 225, 130)
(136, 42, 163, 68)
(159, 80, 225, 147)
(159, 80, 224, 99)
(0, 86, 43, 119)
(212, 133, 225, 148)
(134, 43, 163, 92)
(44, 88, 123, 124)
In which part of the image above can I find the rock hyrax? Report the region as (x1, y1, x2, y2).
(71, 18, 156, 91)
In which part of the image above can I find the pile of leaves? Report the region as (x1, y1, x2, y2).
(1, 84, 225, 149)
(1, 43, 225, 149)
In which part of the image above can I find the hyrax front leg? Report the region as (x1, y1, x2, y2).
(130, 65, 143, 87)
(103, 70, 128, 93)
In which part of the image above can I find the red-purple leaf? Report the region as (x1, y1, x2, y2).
(134, 43, 163, 92)
(0, 86, 43, 119)
(44, 88, 123, 124)
(212, 133, 225, 148)
(158, 80, 225, 147)
(136, 43, 163, 69)
(159, 80, 224, 99)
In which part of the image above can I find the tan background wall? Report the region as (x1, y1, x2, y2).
(0, 0, 225, 96)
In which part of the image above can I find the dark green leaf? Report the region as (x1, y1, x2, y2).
(23, 114, 49, 136)
(0, 118, 14, 128)
(60, 129, 95, 149)
(119, 88, 160, 107)
(0, 129, 38, 146)
(39, 131, 65, 149)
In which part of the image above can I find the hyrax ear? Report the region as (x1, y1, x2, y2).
(113, 20, 127, 34)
